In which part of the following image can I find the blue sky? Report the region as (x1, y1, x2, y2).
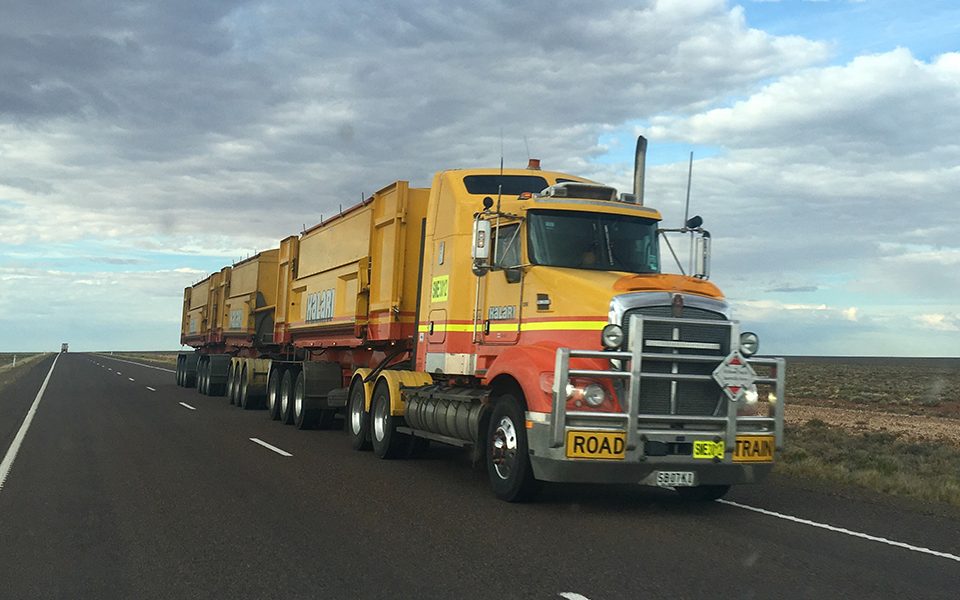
(1, 0, 957, 355)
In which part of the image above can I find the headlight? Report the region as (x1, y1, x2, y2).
(739, 331, 759, 357)
(583, 384, 605, 407)
(601, 324, 623, 349)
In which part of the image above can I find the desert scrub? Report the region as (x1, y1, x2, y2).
(786, 357, 960, 416)
(779, 419, 960, 508)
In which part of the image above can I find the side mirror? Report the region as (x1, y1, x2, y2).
(686, 215, 703, 229)
(472, 218, 492, 277)
(472, 219, 491, 260)
(504, 267, 522, 284)
(694, 233, 711, 279)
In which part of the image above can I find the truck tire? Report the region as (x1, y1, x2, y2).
(293, 371, 317, 430)
(487, 395, 540, 502)
(239, 364, 258, 410)
(280, 369, 296, 425)
(676, 485, 730, 502)
(371, 380, 409, 459)
(175, 359, 183, 386)
(267, 367, 283, 420)
(197, 361, 208, 395)
(227, 363, 237, 405)
(347, 380, 371, 451)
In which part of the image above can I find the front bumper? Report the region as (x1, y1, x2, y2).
(526, 421, 774, 485)
(527, 314, 786, 487)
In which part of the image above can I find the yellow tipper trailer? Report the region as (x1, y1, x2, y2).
(274, 180, 429, 348)
(222, 249, 279, 345)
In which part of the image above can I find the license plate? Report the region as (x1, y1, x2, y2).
(657, 471, 695, 487)
(733, 435, 775, 462)
(565, 430, 626, 460)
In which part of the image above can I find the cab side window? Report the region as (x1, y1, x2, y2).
(493, 224, 521, 268)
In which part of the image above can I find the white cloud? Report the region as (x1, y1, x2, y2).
(915, 313, 960, 332)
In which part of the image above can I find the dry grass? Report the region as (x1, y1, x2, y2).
(781, 357, 960, 508)
(786, 357, 960, 418)
(779, 419, 960, 508)
(0, 353, 47, 394)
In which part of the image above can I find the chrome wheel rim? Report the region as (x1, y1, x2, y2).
(350, 390, 363, 435)
(491, 416, 518, 480)
(268, 378, 277, 411)
(373, 394, 387, 441)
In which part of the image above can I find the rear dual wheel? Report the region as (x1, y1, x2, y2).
(239, 364, 259, 410)
(279, 369, 297, 425)
(227, 363, 237, 405)
(347, 380, 371, 451)
(371, 381, 412, 459)
(266, 368, 282, 420)
(197, 361, 208, 395)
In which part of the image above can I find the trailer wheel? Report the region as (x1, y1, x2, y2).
(267, 367, 283, 420)
(197, 361, 208, 395)
(226, 363, 237, 405)
(280, 369, 296, 425)
(676, 485, 730, 502)
(487, 395, 540, 502)
(371, 381, 408, 459)
(293, 371, 317, 430)
(175, 359, 183, 386)
(347, 380, 371, 451)
(239, 364, 257, 410)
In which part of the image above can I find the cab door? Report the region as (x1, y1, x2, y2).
(480, 222, 524, 345)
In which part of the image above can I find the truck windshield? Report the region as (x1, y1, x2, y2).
(527, 209, 660, 273)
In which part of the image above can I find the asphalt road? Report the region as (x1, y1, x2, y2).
(1, 353, 959, 599)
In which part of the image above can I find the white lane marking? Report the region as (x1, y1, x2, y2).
(146, 387, 156, 392)
(97, 354, 176, 373)
(559, 594, 592, 600)
(128, 377, 135, 382)
(179, 402, 196, 411)
(116, 371, 122, 375)
(717, 499, 960, 563)
(249, 438, 293, 457)
(0, 354, 60, 492)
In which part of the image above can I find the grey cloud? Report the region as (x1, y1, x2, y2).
(765, 285, 819, 293)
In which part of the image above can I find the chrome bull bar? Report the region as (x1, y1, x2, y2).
(549, 316, 785, 459)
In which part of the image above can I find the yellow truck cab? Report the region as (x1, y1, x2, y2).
(406, 141, 784, 501)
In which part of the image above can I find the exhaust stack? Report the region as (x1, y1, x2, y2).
(633, 136, 647, 206)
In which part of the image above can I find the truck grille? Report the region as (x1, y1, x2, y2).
(622, 306, 728, 416)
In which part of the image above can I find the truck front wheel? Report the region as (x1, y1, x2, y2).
(487, 395, 540, 502)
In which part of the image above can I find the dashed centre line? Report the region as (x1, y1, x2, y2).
(146, 387, 156, 392)
(249, 438, 293, 457)
(178, 402, 196, 411)
(128, 377, 135, 382)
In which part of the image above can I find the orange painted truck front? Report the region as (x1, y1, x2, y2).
(175, 137, 785, 502)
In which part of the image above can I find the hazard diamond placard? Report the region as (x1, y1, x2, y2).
(712, 352, 757, 402)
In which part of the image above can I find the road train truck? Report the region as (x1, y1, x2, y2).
(177, 137, 785, 502)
